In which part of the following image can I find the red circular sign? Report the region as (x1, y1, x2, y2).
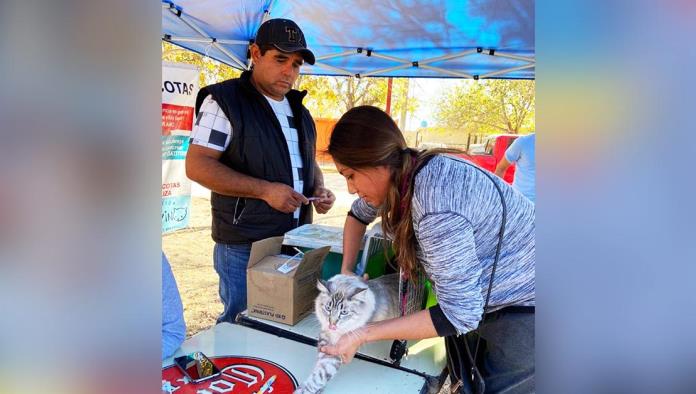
(162, 355, 298, 393)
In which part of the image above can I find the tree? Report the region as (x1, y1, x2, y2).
(435, 79, 535, 134)
(162, 43, 420, 127)
(293, 75, 344, 118)
(295, 75, 419, 127)
(370, 78, 419, 131)
(162, 42, 241, 88)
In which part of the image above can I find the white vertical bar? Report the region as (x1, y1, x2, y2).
(418, 64, 474, 79)
(176, 12, 248, 69)
(369, 52, 411, 64)
(479, 63, 535, 79)
(418, 49, 478, 65)
(487, 51, 535, 63)
(360, 63, 412, 78)
(311, 62, 353, 76)
(316, 50, 357, 62)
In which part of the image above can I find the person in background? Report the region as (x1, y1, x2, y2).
(162, 253, 185, 360)
(185, 18, 335, 324)
(495, 133, 536, 203)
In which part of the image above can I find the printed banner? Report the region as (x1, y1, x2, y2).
(162, 62, 199, 234)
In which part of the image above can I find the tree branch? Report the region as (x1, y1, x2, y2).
(469, 119, 509, 132)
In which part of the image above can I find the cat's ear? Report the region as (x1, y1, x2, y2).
(348, 287, 368, 300)
(317, 280, 330, 293)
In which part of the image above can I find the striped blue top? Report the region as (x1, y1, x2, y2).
(350, 155, 535, 335)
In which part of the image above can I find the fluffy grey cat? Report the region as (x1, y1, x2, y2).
(294, 273, 400, 394)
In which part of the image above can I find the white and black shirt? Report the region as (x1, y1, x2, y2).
(190, 95, 304, 221)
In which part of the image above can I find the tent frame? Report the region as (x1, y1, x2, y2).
(163, 0, 535, 79)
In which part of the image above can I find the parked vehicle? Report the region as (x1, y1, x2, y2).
(458, 134, 519, 183)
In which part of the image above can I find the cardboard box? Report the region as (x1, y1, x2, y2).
(246, 237, 330, 325)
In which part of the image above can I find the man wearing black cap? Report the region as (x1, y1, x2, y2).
(186, 18, 335, 324)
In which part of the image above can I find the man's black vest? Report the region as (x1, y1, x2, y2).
(194, 71, 316, 244)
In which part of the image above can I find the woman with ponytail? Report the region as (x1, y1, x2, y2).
(321, 106, 535, 394)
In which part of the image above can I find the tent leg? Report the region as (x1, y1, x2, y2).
(386, 77, 393, 115)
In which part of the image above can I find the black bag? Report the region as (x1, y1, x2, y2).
(445, 333, 485, 393)
(445, 165, 507, 394)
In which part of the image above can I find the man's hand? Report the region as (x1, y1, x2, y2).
(262, 182, 309, 213)
(312, 186, 335, 214)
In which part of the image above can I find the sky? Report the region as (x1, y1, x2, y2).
(406, 77, 467, 130)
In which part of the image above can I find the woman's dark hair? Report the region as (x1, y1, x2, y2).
(328, 105, 461, 279)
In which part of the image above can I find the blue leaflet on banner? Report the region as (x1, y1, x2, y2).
(162, 195, 191, 233)
(162, 135, 191, 160)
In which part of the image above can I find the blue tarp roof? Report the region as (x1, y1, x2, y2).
(162, 0, 534, 79)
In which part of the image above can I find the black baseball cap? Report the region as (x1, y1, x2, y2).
(254, 18, 316, 65)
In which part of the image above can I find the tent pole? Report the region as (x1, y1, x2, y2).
(250, 5, 274, 69)
(480, 63, 535, 79)
(316, 50, 357, 62)
(370, 52, 411, 64)
(312, 62, 353, 76)
(385, 77, 393, 115)
(165, 36, 249, 46)
(487, 51, 535, 63)
(360, 63, 411, 78)
(418, 64, 473, 79)
(167, 5, 248, 70)
(215, 42, 251, 70)
(418, 49, 478, 65)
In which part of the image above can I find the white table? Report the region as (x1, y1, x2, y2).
(237, 311, 447, 383)
(162, 323, 433, 394)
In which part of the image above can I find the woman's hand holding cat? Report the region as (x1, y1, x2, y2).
(320, 327, 368, 364)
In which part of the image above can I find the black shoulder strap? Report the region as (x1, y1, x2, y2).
(470, 164, 507, 376)
(446, 155, 507, 389)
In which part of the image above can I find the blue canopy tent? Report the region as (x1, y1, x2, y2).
(162, 0, 534, 79)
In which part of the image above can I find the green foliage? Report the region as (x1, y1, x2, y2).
(435, 79, 535, 134)
(293, 75, 343, 118)
(162, 42, 241, 88)
(295, 76, 419, 127)
(414, 126, 470, 146)
(162, 43, 419, 125)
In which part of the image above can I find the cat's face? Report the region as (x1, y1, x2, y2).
(315, 275, 372, 333)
